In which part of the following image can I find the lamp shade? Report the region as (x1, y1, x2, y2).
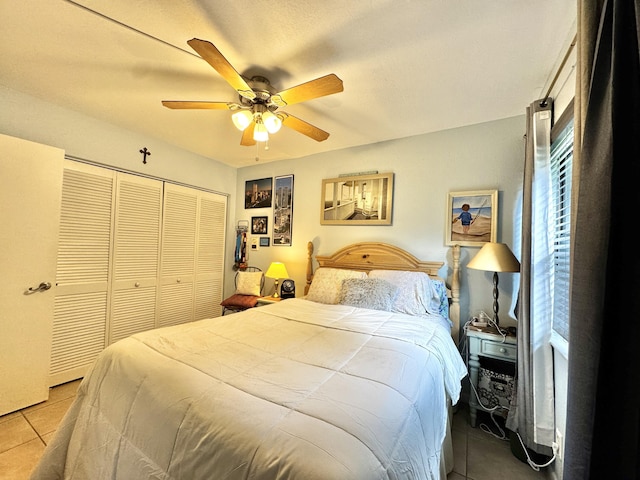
(231, 110, 253, 131)
(265, 262, 289, 279)
(262, 111, 282, 134)
(467, 242, 520, 273)
(253, 120, 269, 142)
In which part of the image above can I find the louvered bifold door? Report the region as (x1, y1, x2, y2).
(158, 183, 197, 327)
(50, 161, 115, 386)
(194, 192, 227, 320)
(109, 173, 163, 344)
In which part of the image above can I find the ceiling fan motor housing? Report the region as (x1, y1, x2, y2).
(238, 76, 278, 111)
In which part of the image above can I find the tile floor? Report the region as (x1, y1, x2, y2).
(448, 404, 549, 479)
(0, 381, 548, 480)
(0, 379, 80, 480)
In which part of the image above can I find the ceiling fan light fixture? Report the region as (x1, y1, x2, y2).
(253, 120, 269, 142)
(262, 111, 282, 134)
(231, 110, 253, 131)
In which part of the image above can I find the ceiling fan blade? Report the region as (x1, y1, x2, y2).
(270, 74, 343, 107)
(187, 38, 256, 101)
(280, 113, 330, 142)
(240, 122, 257, 146)
(162, 101, 236, 110)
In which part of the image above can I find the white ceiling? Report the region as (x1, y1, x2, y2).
(0, 1, 576, 168)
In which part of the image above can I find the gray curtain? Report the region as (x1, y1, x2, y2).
(505, 100, 554, 455)
(564, 1, 640, 478)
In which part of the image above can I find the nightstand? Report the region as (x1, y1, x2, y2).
(255, 296, 283, 306)
(466, 326, 517, 427)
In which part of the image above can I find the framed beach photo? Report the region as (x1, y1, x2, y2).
(320, 172, 394, 225)
(445, 189, 498, 247)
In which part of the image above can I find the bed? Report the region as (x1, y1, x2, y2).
(31, 242, 466, 480)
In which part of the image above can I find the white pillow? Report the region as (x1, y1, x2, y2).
(368, 269, 441, 315)
(235, 271, 263, 296)
(306, 267, 367, 304)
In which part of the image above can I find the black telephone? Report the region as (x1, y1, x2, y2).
(280, 279, 295, 299)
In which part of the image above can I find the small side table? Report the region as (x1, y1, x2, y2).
(256, 296, 283, 306)
(466, 326, 517, 427)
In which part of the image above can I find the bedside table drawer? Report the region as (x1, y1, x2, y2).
(480, 340, 516, 360)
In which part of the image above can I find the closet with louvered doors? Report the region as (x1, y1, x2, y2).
(108, 172, 164, 345)
(158, 183, 226, 328)
(193, 192, 226, 320)
(50, 160, 227, 387)
(51, 161, 115, 387)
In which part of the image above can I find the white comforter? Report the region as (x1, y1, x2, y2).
(31, 298, 467, 480)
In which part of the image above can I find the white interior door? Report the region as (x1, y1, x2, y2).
(0, 134, 63, 415)
(50, 160, 115, 386)
(158, 183, 197, 328)
(194, 192, 226, 320)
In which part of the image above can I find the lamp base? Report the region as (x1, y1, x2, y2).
(272, 279, 280, 298)
(492, 271, 499, 327)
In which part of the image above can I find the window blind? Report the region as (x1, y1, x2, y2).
(550, 120, 573, 341)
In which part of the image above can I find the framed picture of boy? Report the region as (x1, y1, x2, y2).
(445, 190, 497, 247)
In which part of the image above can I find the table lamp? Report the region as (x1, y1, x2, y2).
(467, 242, 520, 327)
(265, 262, 289, 298)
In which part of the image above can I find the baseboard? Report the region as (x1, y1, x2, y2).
(547, 456, 563, 480)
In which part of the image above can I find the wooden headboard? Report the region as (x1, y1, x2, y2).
(305, 241, 461, 344)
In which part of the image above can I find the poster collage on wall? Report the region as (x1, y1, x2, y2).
(243, 175, 294, 251)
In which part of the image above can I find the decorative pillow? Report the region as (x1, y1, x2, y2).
(431, 279, 450, 319)
(338, 278, 400, 311)
(306, 267, 367, 304)
(368, 270, 441, 316)
(220, 293, 260, 309)
(235, 271, 263, 296)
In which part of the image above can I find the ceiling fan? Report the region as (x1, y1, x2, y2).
(162, 38, 344, 146)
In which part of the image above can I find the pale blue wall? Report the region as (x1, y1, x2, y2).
(235, 115, 525, 333)
(0, 69, 569, 479)
(0, 83, 526, 336)
(0, 86, 237, 194)
(0, 84, 239, 272)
